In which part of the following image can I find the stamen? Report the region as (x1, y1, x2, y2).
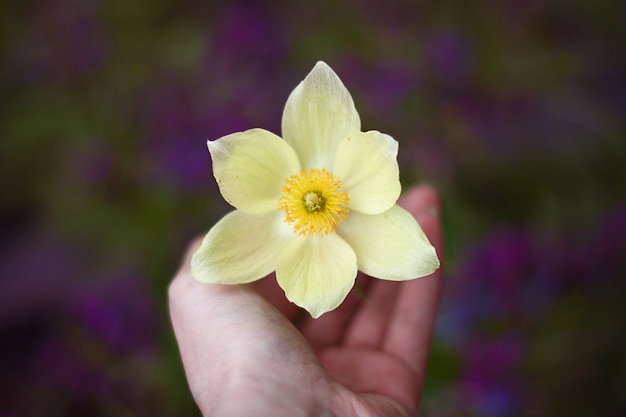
(278, 169, 349, 236)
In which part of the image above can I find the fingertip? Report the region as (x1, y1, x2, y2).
(401, 184, 443, 262)
(188, 235, 205, 255)
(399, 184, 440, 218)
(180, 235, 204, 270)
(170, 236, 205, 298)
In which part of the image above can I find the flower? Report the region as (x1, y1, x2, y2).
(191, 61, 439, 318)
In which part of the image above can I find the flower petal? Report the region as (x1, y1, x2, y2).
(337, 205, 439, 281)
(282, 61, 361, 169)
(333, 130, 401, 214)
(208, 129, 300, 214)
(191, 210, 292, 284)
(276, 234, 357, 318)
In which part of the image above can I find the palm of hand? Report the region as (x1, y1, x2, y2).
(253, 272, 437, 417)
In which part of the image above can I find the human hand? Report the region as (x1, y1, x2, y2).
(168, 184, 442, 416)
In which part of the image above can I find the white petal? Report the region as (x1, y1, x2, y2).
(276, 234, 357, 318)
(337, 205, 439, 281)
(282, 61, 361, 169)
(208, 129, 300, 214)
(333, 130, 401, 215)
(191, 210, 292, 284)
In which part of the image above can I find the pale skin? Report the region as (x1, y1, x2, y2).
(168, 184, 443, 417)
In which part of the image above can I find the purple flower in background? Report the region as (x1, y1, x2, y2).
(32, 337, 111, 405)
(368, 62, 416, 113)
(591, 204, 626, 278)
(0, 232, 82, 327)
(338, 58, 418, 121)
(200, 2, 289, 134)
(424, 31, 474, 85)
(141, 3, 290, 191)
(460, 333, 524, 387)
(141, 81, 215, 190)
(437, 201, 626, 415)
(441, 231, 538, 339)
(12, 0, 109, 85)
(70, 267, 156, 354)
(0, 257, 160, 415)
(203, 3, 287, 78)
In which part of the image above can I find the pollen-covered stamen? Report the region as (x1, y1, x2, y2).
(278, 168, 349, 236)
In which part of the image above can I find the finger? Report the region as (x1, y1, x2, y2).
(168, 239, 264, 369)
(176, 236, 299, 320)
(169, 238, 280, 335)
(341, 185, 441, 351)
(169, 238, 237, 408)
(382, 184, 443, 376)
(253, 272, 300, 320)
(320, 348, 418, 415)
(301, 274, 370, 351)
(341, 278, 399, 348)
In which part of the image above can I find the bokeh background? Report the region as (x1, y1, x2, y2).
(1, 0, 625, 416)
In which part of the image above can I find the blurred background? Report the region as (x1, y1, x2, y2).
(1, 0, 624, 415)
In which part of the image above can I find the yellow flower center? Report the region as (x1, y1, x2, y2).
(278, 168, 349, 236)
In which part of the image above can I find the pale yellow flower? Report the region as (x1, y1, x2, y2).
(191, 61, 439, 318)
